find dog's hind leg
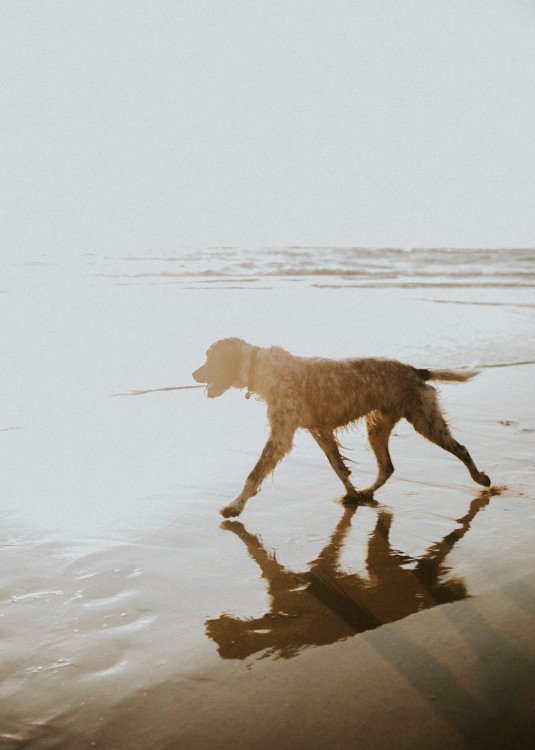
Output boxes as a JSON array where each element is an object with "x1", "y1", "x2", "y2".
[
  {"x1": 221, "y1": 413, "x2": 297, "y2": 518},
  {"x1": 359, "y1": 411, "x2": 398, "y2": 496},
  {"x1": 309, "y1": 428, "x2": 358, "y2": 498},
  {"x1": 405, "y1": 386, "x2": 491, "y2": 487}
]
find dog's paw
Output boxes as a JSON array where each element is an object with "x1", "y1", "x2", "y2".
[
  {"x1": 476, "y1": 472, "x2": 491, "y2": 487},
  {"x1": 342, "y1": 488, "x2": 375, "y2": 505},
  {"x1": 220, "y1": 504, "x2": 242, "y2": 518}
]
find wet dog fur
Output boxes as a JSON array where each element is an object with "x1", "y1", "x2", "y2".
[{"x1": 192, "y1": 338, "x2": 491, "y2": 517}]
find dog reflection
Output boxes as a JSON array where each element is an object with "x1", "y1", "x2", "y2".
[{"x1": 206, "y1": 493, "x2": 491, "y2": 660}]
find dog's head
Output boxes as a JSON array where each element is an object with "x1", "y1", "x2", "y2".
[{"x1": 192, "y1": 338, "x2": 247, "y2": 398}]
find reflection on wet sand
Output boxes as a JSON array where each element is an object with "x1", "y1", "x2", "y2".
[{"x1": 206, "y1": 492, "x2": 491, "y2": 660}]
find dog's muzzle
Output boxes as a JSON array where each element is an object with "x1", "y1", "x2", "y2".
[
  {"x1": 192, "y1": 366, "x2": 207, "y2": 383},
  {"x1": 192, "y1": 365, "x2": 222, "y2": 397}
]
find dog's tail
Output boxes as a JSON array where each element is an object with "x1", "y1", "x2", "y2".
[{"x1": 415, "y1": 368, "x2": 481, "y2": 383}]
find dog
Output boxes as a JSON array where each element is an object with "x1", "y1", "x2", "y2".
[{"x1": 192, "y1": 338, "x2": 491, "y2": 517}]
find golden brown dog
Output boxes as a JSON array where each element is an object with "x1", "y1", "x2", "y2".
[{"x1": 192, "y1": 338, "x2": 491, "y2": 517}]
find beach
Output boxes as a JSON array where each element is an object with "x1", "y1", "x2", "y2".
[{"x1": 1, "y1": 248, "x2": 534, "y2": 748}]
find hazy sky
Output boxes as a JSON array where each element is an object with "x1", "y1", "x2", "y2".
[{"x1": 1, "y1": 0, "x2": 534, "y2": 254}]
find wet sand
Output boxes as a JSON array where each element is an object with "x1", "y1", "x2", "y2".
[{"x1": 1, "y1": 259, "x2": 534, "y2": 748}]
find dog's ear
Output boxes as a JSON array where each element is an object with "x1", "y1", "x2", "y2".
[{"x1": 212, "y1": 338, "x2": 243, "y2": 386}]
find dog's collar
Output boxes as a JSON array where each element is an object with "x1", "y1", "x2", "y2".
[{"x1": 245, "y1": 346, "x2": 260, "y2": 400}]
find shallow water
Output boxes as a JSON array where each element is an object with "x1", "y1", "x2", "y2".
[
  {"x1": 1, "y1": 249, "x2": 534, "y2": 747},
  {"x1": 86, "y1": 246, "x2": 535, "y2": 286}
]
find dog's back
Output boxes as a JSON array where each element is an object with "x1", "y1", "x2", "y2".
[{"x1": 295, "y1": 356, "x2": 423, "y2": 430}]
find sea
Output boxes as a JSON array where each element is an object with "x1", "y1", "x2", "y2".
[{"x1": 1, "y1": 246, "x2": 534, "y2": 746}]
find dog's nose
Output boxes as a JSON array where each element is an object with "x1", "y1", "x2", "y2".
[{"x1": 192, "y1": 367, "x2": 204, "y2": 383}]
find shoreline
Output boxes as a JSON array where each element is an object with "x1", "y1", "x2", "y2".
[
  {"x1": 1, "y1": 363, "x2": 534, "y2": 749},
  {"x1": 0, "y1": 265, "x2": 534, "y2": 749}
]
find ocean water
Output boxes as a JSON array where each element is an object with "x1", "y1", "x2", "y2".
[
  {"x1": 1, "y1": 247, "x2": 534, "y2": 746},
  {"x1": 5, "y1": 246, "x2": 534, "y2": 367},
  {"x1": 2, "y1": 246, "x2": 534, "y2": 536},
  {"x1": 85, "y1": 245, "x2": 535, "y2": 287},
  {"x1": 6, "y1": 245, "x2": 535, "y2": 283}
]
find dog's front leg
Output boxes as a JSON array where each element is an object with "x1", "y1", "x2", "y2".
[{"x1": 220, "y1": 421, "x2": 296, "y2": 518}]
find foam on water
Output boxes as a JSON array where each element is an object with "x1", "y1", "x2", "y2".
[
  {"x1": 6, "y1": 246, "x2": 535, "y2": 287},
  {"x1": 82, "y1": 246, "x2": 535, "y2": 287}
]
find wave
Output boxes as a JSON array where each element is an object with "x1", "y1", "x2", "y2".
[{"x1": 91, "y1": 247, "x2": 535, "y2": 287}]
